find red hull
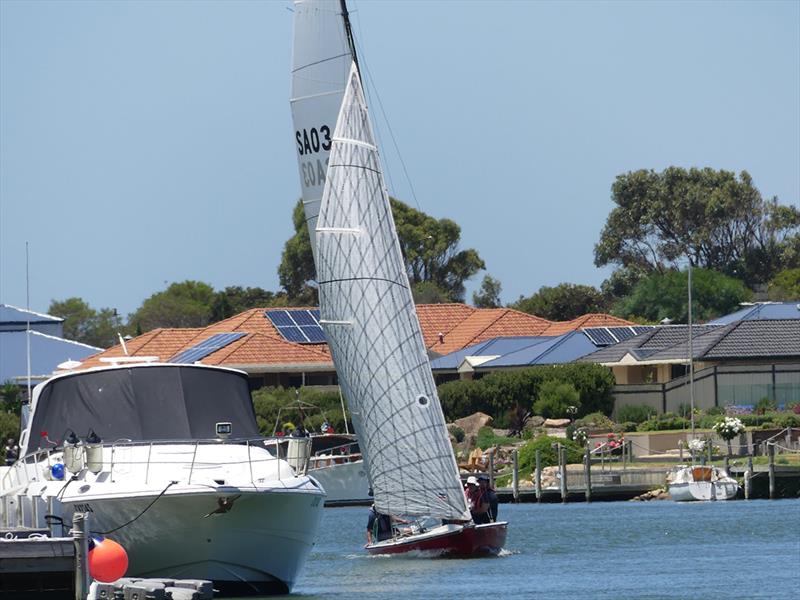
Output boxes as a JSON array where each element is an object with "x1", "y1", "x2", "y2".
[{"x1": 366, "y1": 522, "x2": 507, "y2": 557}]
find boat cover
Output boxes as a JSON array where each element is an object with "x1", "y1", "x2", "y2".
[{"x1": 25, "y1": 365, "x2": 259, "y2": 452}]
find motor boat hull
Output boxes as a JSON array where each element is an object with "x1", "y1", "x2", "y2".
[
  {"x1": 63, "y1": 487, "x2": 323, "y2": 595},
  {"x1": 366, "y1": 522, "x2": 507, "y2": 557},
  {"x1": 308, "y1": 459, "x2": 370, "y2": 505}
]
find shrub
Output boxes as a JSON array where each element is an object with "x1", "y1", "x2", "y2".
[
  {"x1": 705, "y1": 406, "x2": 725, "y2": 416},
  {"x1": 574, "y1": 412, "x2": 614, "y2": 430},
  {"x1": 533, "y1": 381, "x2": 580, "y2": 419},
  {"x1": 616, "y1": 404, "x2": 656, "y2": 424},
  {"x1": 754, "y1": 397, "x2": 777, "y2": 415},
  {"x1": 0, "y1": 411, "x2": 21, "y2": 452},
  {"x1": 251, "y1": 386, "x2": 350, "y2": 436},
  {"x1": 475, "y1": 426, "x2": 518, "y2": 450},
  {"x1": 448, "y1": 425, "x2": 465, "y2": 443},
  {"x1": 637, "y1": 413, "x2": 690, "y2": 431},
  {"x1": 518, "y1": 435, "x2": 584, "y2": 470},
  {"x1": 618, "y1": 421, "x2": 638, "y2": 433},
  {"x1": 774, "y1": 414, "x2": 800, "y2": 428}
]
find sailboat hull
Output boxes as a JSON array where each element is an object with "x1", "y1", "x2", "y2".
[{"x1": 366, "y1": 522, "x2": 507, "y2": 557}]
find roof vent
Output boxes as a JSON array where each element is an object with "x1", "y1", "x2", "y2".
[{"x1": 438, "y1": 332, "x2": 445, "y2": 343}]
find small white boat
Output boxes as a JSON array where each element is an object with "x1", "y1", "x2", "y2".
[
  {"x1": 0, "y1": 361, "x2": 324, "y2": 595},
  {"x1": 668, "y1": 465, "x2": 740, "y2": 501}
]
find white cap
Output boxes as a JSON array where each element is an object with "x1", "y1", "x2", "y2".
[{"x1": 466, "y1": 476, "x2": 478, "y2": 485}]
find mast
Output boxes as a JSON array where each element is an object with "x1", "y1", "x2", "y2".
[
  {"x1": 339, "y1": 0, "x2": 360, "y2": 75},
  {"x1": 688, "y1": 260, "x2": 694, "y2": 437}
]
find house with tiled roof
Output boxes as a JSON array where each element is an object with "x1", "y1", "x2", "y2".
[
  {"x1": 77, "y1": 304, "x2": 631, "y2": 390},
  {"x1": 578, "y1": 310, "x2": 800, "y2": 416}
]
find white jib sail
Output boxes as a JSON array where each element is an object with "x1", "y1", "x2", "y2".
[
  {"x1": 290, "y1": 0, "x2": 352, "y2": 267},
  {"x1": 316, "y1": 63, "x2": 471, "y2": 522}
]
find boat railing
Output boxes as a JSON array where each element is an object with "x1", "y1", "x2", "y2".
[
  {"x1": 307, "y1": 440, "x2": 361, "y2": 468},
  {"x1": 1, "y1": 437, "x2": 314, "y2": 488}
]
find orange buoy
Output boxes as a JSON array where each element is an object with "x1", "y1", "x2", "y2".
[{"x1": 88, "y1": 537, "x2": 128, "y2": 582}]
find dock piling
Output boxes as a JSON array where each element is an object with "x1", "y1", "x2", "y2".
[
  {"x1": 584, "y1": 442, "x2": 592, "y2": 503},
  {"x1": 768, "y1": 442, "x2": 776, "y2": 500},
  {"x1": 744, "y1": 455, "x2": 753, "y2": 500},
  {"x1": 558, "y1": 444, "x2": 567, "y2": 503},
  {"x1": 73, "y1": 512, "x2": 89, "y2": 600},
  {"x1": 534, "y1": 449, "x2": 542, "y2": 503},
  {"x1": 511, "y1": 448, "x2": 519, "y2": 503}
]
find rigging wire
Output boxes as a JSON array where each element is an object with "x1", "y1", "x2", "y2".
[{"x1": 349, "y1": 1, "x2": 422, "y2": 213}]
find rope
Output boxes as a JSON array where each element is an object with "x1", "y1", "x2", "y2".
[{"x1": 91, "y1": 481, "x2": 177, "y2": 536}]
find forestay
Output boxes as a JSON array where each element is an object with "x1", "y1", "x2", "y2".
[
  {"x1": 316, "y1": 63, "x2": 470, "y2": 521},
  {"x1": 290, "y1": 0, "x2": 352, "y2": 266}
]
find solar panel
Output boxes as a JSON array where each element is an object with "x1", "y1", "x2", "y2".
[
  {"x1": 265, "y1": 309, "x2": 326, "y2": 344},
  {"x1": 301, "y1": 326, "x2": 327, "y2": 343},
  {"x1": 633, "y1": 326, "x2": 654, "y2": 335},
  {"x1": 266, "y1": 310, "x2": 295, "y2": 327},
  {"x1": 278, "y1": 327, "x2": 308, "y2": 343},
  {"x1": 171, "y1": 332, "x2": 246, "y2": 363},
  {"x1": 292, "y1": 311, "x2": 318, "y2": 326},
  {"x1": 584, "y1": 328, "x2": 617, "y2": 346},
  {"x1": 609, "y1": 327, "x2": 635, "y2": 341}
]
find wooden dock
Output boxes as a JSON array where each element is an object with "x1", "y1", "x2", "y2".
[{"x1": 0, "y1": 529, "x2": 74, "y2": 599}]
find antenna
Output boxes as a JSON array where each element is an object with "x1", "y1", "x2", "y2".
[
  {"x1": 25, "y1": 242, "x2": 31, "y2": 404},
  {"x1": 118, "y1": 333, "x2": 129, "y2": 356}
]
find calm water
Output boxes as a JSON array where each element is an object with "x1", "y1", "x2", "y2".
[{"x1": 257, "y1": 499, "x2": 800, "y2": 600}]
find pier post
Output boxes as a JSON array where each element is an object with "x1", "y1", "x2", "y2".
[
  {"x1": 512, "y1": 448, "x2": 519, "y2": 503},
  {"x1": 767, "y1": 442, "x2": 776, "y2": 500},
  {"x1": 723, "y1": 456, "x2": 729, "y2": 474},
  {"x1": 534, "y1": 448, "x2": 542, "y2": 503},
  {"x1": 489, "y1": 450, "x2": 495, "y2": 489},
  {"x1": 559, "y1": 444, "x2": 567, "y2": 503},
  {"x1": 584, "y1": 442, "x2": 592, "y2": 502},
  {"x1": 744, "y1": 455, "x2": 753, "y2": 500},
  {"x1": 73, "y1": 512, "x2": 89, "y2": 600}
]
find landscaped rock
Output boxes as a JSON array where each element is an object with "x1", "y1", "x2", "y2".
[
  {"x1": 543, "y1": 418, "x2": 571, "y2": 428},
  {"x1": 454, "y1": 412, "x2": 493, "y2": 438},
  {"x1": 526, "y1": 415, "x2": 545, "y2": 428}
]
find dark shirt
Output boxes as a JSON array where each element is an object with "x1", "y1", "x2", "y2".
[
  {"x1": 367, "y1": 508, "x2": 393, "y2": 541},
  {"x1": 485, "y1": 488, "x2": 499, "y2": 522}
]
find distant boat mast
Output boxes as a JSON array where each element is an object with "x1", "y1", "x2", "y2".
[{"x1": 25, "y1": 241, "x2": 31, "y2": 403}]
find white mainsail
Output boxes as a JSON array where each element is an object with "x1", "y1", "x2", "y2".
[
  {"x1": 290, "y1": 0, "x2": 353, "y2": 266},
  {"x1": 316, "y1": 63, "x2": 471, "y2": 521}
]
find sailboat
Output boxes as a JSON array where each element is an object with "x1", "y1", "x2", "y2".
[
  {"x1": 304, "y1": 3, "x2": 507, "y2": 556},
  {"x1": 667, "y1": 263, "x2": 739, "y2": 502}
]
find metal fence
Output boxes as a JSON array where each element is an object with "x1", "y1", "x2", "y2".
[{"x1": 612, "y1": 363, "x2": 800, "y2": 416}]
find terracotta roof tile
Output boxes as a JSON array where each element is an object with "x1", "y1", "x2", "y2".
[{"x1": 77, "y1": 305, "x2": 635, "y2": 371}]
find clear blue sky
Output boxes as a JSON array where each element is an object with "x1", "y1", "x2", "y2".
[{"x1": 1, "y1": 0, "x2": 798, "y2": 317}]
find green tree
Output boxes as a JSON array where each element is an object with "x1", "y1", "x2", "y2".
[
  {"x1": 128, "y1": 281, "x2": 217, "y2": 332},
  {"x1": 513, "y1": 283, "x2": 606, "y2": 320},
  {"x1": 278, "y1": 197, "x2": 485, "y2": 304},
  {"x1": 472, "y1": 275, "x2": 502, "y2": 308},
  {"x1": 1, "y1": 382, "x2": 22, "y2": 415},
  {"x1": 210, "y1": 286, "x2": 285, "y2": 321},
  {"x1": 48, "y1": 297, "x2": 124, "y2": 348},
  {"x1": 533, "y1": 380, "x2": 581, "y2": 419},
  {"x1": 595, "y1": 167, "x2": 800, "y2": 287},
  {"x1": 767, "y1": 268, "x2": 800, "y2": 300},
  {"x1": 277, "y1": 200, "x2": 318, "y2": 305},
  {"x1": 612, "y1": 267, "x2": 751, "y2": 323}
]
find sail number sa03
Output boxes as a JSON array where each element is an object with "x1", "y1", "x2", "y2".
[{"x1": 296, "y1": 125, "x2": 331, "y2": 189}]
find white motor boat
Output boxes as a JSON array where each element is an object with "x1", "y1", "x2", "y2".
[
  {"x1": 0, "y1": 361, "x2": 324, "y2": 595},
  {"x1": 304, "y1": 434, "x2": 370, "y2": 506},
  {"x1": 668, "y1": 465, "x2": 740, "y2": 502}
]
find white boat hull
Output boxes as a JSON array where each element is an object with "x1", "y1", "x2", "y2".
[
  {"x1": 63, "y1": 487, "x2": 323, "y2": 594},
  {"x1": 309, "y1": 459, "x2": 371, "y2": 505},
  {"x1": 668, "y1": 466, "x2": 739, "y2": 502},
  {"x1": 668, "y1": 480, "x2": 739, "y2": 502}
]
